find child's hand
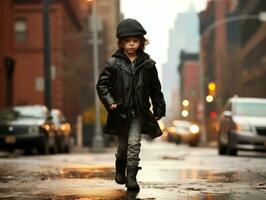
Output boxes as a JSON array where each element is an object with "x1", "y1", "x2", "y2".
[
  {"x1": 154, "y1": 116, "x2": 160, "y2": 120},
  {"x1": 110, "y1": 104, "x2": 118, "y2": 110}
]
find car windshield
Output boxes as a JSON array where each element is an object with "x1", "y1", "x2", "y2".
[
  {"x1": 235, "y1": 101, "x2": 266, "y2": 117},
  {"x1": 0, "y1": 106, "x2": 47, "y2": 120},
  {"x1": 176, "y1": 123, "x2": 191, "y2": 130}
]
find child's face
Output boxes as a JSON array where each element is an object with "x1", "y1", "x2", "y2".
[{"x1": 123, "y1": 37, "x2": 141, "y2": 55}]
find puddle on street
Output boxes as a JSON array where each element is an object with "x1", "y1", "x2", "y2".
[
  {"x1": 1, "y1": 165, "x2": 266, "y2": 200},
  {"x1": 1, "y1": 166, "x2": 265, "y2": 188}
]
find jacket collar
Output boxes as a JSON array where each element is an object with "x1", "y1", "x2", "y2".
[{"x1": 113, "y1": 49, "x2": 150, "y2": 65}]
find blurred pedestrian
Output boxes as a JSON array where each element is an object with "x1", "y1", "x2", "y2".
[{"x1": 96, "y1": 18, "x2": 165, "y2": 191}]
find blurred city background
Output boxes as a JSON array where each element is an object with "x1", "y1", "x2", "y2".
[{"x1": 0, "y1": 0, "x2": 266, "y2": 151}]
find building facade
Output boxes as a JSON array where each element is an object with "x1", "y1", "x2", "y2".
[
  {"x1": 199, "y1": 0, "x2": 265, "y2": 141},
  {"x1": 162, "y1": 7, "x2": 199, "y2": 126},
  {"x1": 178, "y1": 51, "x2": 200, "y2": 123},
  {"x1": 199, "y1": 0, "x2": 240, "y2": 141},
  {"x1": 0, "y1": 0, "x2": 14, "y2": 108},
  {"x1": 11, "y1": 0, "x2": 90, "y2": 124},
  {"x1": 238, "y1": 0, "x2": 266, "y2": 98}
]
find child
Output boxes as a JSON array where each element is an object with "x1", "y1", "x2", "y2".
[{"x1": 96, "y1": 18, "x2": 165, "y2": 191}]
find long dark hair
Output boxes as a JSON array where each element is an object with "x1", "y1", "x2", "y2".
[{"x1": 117, "y1": 35, "x2": 149, "y2": 50}]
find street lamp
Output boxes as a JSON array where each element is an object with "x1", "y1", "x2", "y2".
[
  {"x1": 199, "y1": 12, "x2": 266, "y2": 144},
  {"x1": 43, "y1": 0, "x2": 52, "y2": 110},
  {"x1": 88, "y1": 0, "x2": 104, "y2": 152},
  {"x1": 202, "y1": 12, "x2": 266, "y2": 36}
]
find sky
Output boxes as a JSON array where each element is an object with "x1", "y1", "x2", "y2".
[{"x1": 120, "y1": 0, "x2": 208, "y2": 77}]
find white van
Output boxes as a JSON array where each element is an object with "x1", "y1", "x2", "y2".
[{"x1": 218, "y1": 97, "x2": 266, "y2": 156}]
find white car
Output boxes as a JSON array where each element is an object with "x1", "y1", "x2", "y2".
[{"x1": 218, "y1": 97, "x2": 266, "y2": 156}]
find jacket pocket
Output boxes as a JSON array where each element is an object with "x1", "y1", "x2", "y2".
[{"x1": 105, "y1": 108, "x2": 127, "y2": 134}]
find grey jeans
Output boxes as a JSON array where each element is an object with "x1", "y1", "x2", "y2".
[{"x1": 116, "y1": 117, "x2": 141, "y2": 166}]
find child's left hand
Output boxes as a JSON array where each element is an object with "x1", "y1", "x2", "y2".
[
  {"x1": 110, "y1": 104, "x2": 118, "y2": 110},
  {"x1": 154, "y1": 116, "x2": 160, "y2": 120}
]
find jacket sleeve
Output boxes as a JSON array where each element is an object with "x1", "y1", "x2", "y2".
[
  {"x1": 96, "y1": 58, "x2": 116, "y2": 110},
  {"x1": 149, "y1": 64, "x2": 166, "y2": 118}
]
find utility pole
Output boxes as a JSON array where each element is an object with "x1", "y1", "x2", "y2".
[
  {"x1": 90, "y1": 0, "x2": 104, "y2": 152},
  {"x1": 43, "y1": 0, "x2": 52, "y2": 110}
]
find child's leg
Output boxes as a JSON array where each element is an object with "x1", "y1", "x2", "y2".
[
  {"x1": 127, "y1": 117, "x2": 142, "y2": 166},
  {"x1": 115, "y1": 133, "x2": 128, "y2": 184},
  {"x1": 116, "y1": 133, "x2": 128, "y2": 159},
  {"x1": 126, "y1": 117, "x2": 142, "y2": 190}
]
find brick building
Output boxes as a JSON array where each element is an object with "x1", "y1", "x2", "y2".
[
  {"x1": 10, "y1": 0, "x2": 91, "y2": 124},
  {"x1": 199, "y1": 0, "x2": 265, "y2": 141},
  {"x1": 238, "y1": 0, "x2": 266, "y2": 98},
  {"x1": 178, "y1": 51, "x2": 200, "y2": 123},
  {"x1": 97, "y1": 0, "x2": 121, "y2": 58},
  {"x1": 199, "y1": 0, "x2": 240, "y2": 141},
  {"x1": 0, "y1": 0, "x2": 14, "y2": 108}
]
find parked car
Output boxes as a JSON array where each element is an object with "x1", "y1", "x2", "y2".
[
  {"x1": 163, "y1": 126, "x2": 181, "y2": 144},
  {"x1": 173, "y1": 120, "x2": 200, "y2": 147},
  {"x1": 0, "y1": 105, "x2": 57, "y2": 155},
  {"x1": 51, "y1": 109, "x2": 71, "y2": 153},
  {"x1": 218, "y1": 97, "x2": 266, "y2": 156}
]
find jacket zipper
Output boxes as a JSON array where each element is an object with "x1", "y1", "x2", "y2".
[{"x1": 131, "y1": 59, "x2": 150, "y2": 117}]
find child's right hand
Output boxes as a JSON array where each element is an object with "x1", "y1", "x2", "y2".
[{"x1": 110, "y1": 104, "x2": 118, "y2": 110}]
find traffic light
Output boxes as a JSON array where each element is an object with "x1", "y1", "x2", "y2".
[
  {"x1": 210, "y1": 111, "x2": 217, "y2": 119},
  {"x1": 208, "y1": 82, "x2": 216, "y2": 96}
]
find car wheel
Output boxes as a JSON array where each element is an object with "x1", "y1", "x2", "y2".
[
  {"x1": 227, "y1": 147, "x2": 237, "y2": 156},
  {"x1": 218, "y1": 141, "x2": 227, "y2": 155},
  {"x1": 175, "y1": 136, "x2": 181, "y2": 144},
  {"x1": 38, "y1": 138, "x2": 49, "y2": 155},
  {"x1": 56, "y1": 136, "x2": 64, "y2": 153},
  {"x1": 64, "y1": 144, "x2": 70, "y2": 153},
  {"x1": 49, "y1": 142, "x2": 58, "y2": 154},
  {"x1": 24, "y1": 148, "x2": 32, "y2": 155},
  {"x1": 64, "y1": 136, "x2": 72, "y2": 153},
  {"x1": 227, "y1": 132, "x2": 238, "y2": 156},
  {"x1": 189, "y1": 141, "x2": 198, "y2": 147},
  {"x1": 48, "y1": 134, "x2": 58, "y2": 154}
]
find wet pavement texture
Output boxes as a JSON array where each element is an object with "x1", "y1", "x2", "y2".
[{"x1": 0, "y1": 140, "x2": 266, "y2": 199}]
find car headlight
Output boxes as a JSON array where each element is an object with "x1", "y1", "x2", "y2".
[
  {"x1": 28, "y1": 126, "x2": 39, "y2": 135},
  {"x1": 190, "y1": 125, "x2": 199, "y2": 134},
  {"x1": 60, "y1": 123, "x2": 71, "y2": 135},
  {"x1": 41, "y1": 124, "x2": 51, "y2": 132},
  {"x1": 235, "y1": 123, "x2": 252, "y2": 132}
]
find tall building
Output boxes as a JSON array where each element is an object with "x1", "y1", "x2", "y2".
[{"x1": 162, "y1": 6, "x2": 199, "y2": 125}]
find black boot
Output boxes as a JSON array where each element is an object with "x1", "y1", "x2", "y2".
[
  {"x1": 115, "y1": 158, "x2": 127, "y2": 184},
  {"x1": 126, "y1": 165, "x2": 140, "y2": 191}
]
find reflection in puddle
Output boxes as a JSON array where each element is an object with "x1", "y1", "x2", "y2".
[
  {"x1": 197, "y1": 192, "x2": 231, "y2": 200},
  {"x1": 178, "y1": 170, "x2": 241, "y2": 183},
  {"x1": 59, "y1": 167, "x2": 114, "y2": 180},
  {"x1": 144, "y1": 169, "x2": 244, "y2": 183}
]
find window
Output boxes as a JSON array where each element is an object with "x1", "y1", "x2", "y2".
[{"x1": 14, "y1": 19, "x2": 27, "y2": 43}]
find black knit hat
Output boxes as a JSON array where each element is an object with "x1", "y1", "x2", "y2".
[{"x1": 116, "y1": 18, "x2": 147, "y2": 38}]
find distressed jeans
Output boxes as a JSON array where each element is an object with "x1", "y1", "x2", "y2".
[{"x1": 116, "y1": 117, "x2": 141, "y2": 166}]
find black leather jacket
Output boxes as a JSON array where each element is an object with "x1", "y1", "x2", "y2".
[{"x1": 96, "y1": 50, "x2": 166, "y2": 138}]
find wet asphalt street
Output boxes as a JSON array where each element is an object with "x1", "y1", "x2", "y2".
[{"x1": 0, "y1": 140, "x2": 266, "y2": 200}]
